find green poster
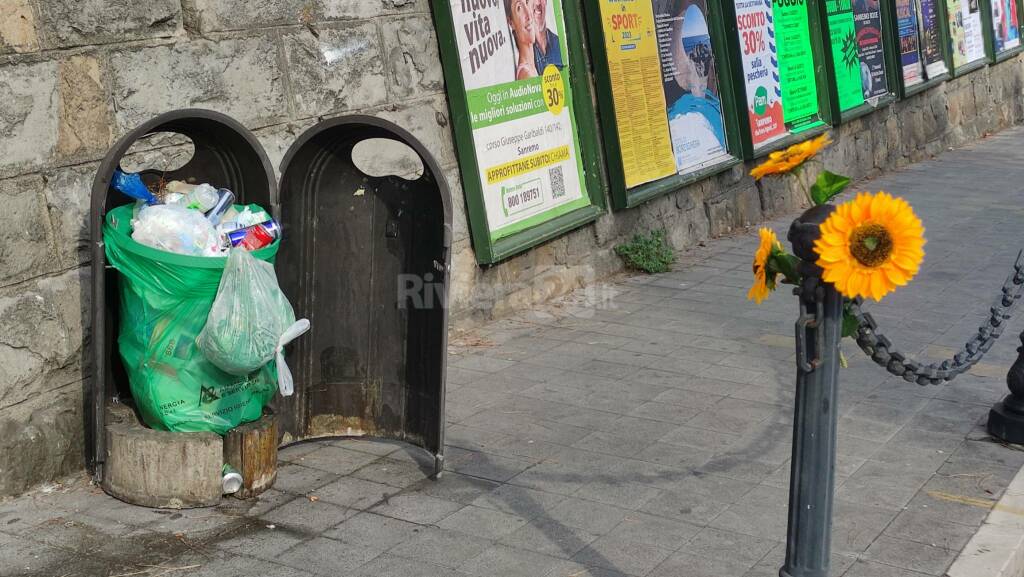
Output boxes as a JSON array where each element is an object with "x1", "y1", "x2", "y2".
[
  {"x1": 773, "y1": 0, "x2": 819, "y2": 128},
  {"x1": 449, "y1": 0, "x2": 591, "y2": 243},
  {"x1": 827, "y1": 0, "x2": 865, "y2": 111}
]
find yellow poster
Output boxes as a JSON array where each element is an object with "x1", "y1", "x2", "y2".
[{"x1": 599, "y1": 0, "x2": 677, "y2": 188}]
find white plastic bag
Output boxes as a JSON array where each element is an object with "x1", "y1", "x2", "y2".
[
  {"x1": 196, "y1": 249, "x2": 309, "y2": 395},
  {"x1": 131, "y1": 204, "x2": 223, "y2": 257}
]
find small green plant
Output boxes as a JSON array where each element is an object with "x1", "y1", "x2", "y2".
[{"x1": 615, "y1": 229, "x2": 676, "y2": 274}]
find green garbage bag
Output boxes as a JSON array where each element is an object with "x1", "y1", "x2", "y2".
[{"x1": 103, "y1": 203, "x2": 280, "y2": 434}]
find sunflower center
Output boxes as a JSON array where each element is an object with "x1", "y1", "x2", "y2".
[{"x1": 848, "y1": 223, "x2": 893, "y2": 267}]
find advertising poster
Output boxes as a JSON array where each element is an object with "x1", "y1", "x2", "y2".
[
  {"x1": 919, "y1": 0, "x2": 949, "y2": 76},
  {"x1": 897, "y1": 0, "x2": 924, "y2": 86},
  {"x1": 853, "y1": 0, "x2": 890, "y2": 99},
  {"x1": 773, "y1": 0, "x2": 820, "y2": 130},
  {"x1": 948, "y1": 0, "x2": 986, "y2": 67},
  {"x1": 827, "y1": 0, "x2": 867, "y2": 110},
  {"x1": 654, "y1": 0, "x2": 731, "y2": 173},
  {"x1": 450, "y1": 0, "x2": 591, "y2": 242},
  {"x1": 735, "y1": 0, "x2": 786, "y2": 145},
  {"x1": 991, "y1": 0, "x2": 1021, "y2": 52},
  {"x1": 598, "y1": 0, "x2": 677, "y2": 188}
]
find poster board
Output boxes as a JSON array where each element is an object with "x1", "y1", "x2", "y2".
[
  {"x1": 434, "y1": 0, "x2": 605, "y2": 264},
  {"x1": 654, "y1": 0, "x2": 733, "y2": 174},
  {"x1": 735, "y1": 0, "x2": 824, "y2": 148},
  {"x1": 947, "y1": 0, "x2": 987, "y2": 67},
  {"x1": 920, "y1": 0, "x2": 951, "y2": 76},
  {"x1": 897, "y1": 0, "x2": 926, "y2": 86},
  {"x1": 853, "y1": 0, "x2": 890, "y2": 100},
  {"x1": 990, "y1": 0, "x2": 1021, "y2": 52},
  {"x1": 596, "y1": 0, "x2": 677, "y2": 189},
  {"x1": 827, "y1": 0, "x2": 891, "y2": 111},
  {"x1": 590, "y1": 0, "x2": 736, "y2": 205},
  {"x1": 775, "y1": 0, "x2": 822, "y2": 130},
  {"x1": 736, "y1": 0, "x2": 787, "y2": 146}
]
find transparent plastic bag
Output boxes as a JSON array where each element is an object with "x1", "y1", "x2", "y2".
[
  {"x1": 197, "y1": 249, "x2": 309, "y2": 395},
  {"x1": 131, "y1": 204, "x2": 223, "y2": 257}
]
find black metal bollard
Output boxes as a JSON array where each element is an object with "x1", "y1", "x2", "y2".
[
  {"x1": 781, "y1": 205, "x2": 843, "y2": 577},
  {"x1": 988, "y1": 331, "x2": 1024, "y2": 444}
]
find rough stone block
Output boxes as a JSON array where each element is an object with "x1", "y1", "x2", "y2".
[
  {"x1": 322, "y1": 0, "x2": 429, "y2": 20},
  {"x1": 254, "y1": 119, "x2": 317, "y2": 180},
  {"x1": 103, "y1": 403, "x2": 222, "y2": 508},
  {"x1": 0, "y1": 268, "x2": 87, "y2": 411},
  {"x1": 188, "y1": 0, "x2": 428, "y2": 32},
  {"x1": 0, "y1": 61, "x2": 59, "y2": 178},
  {"x1": 283, "y1": 23, "x2": 388, "y2": 117},
  {"x1": 43, "y1": 163, "x2": 96, "y2": 268},
  {"x1": 57, "y1": 55, "x2": 114, "y2": 161},
  {"x1": 0, "y1": 0, "x2": 39, "y2": 54},
  {"x1": 444, "y1": 167, "x2": 470, "y2": 243},
  {"x1": 372, "y1": 96, "x2": 458, "y2": 168},
  {"x1": 759, "y1": 176, "x2": 803, "y2": 217},
  {"x1": 36, "y1": 0, "x2": 181, "y2": 48},
  {"x1": 854, "y1": 132, "x2": 874, "y2": 177},
  {"x1": 108, "y1": 36, "x2": 287, "y2": 132},
  {"x1": 187, "y1": 0, "x2": 317, "y2": 31},
  {"x1": 382, "y1": 15, "x2": 444, "y2": 100},
  {"x1": 704, "y1": 185, "x2": 761, "y2": 236},
  {"x1": 0, "y1": 175, "x2": 59, "y2": 287},
  {"x1": 664, "y1": 206, "x2": 711, "y2": 250},
  {"x1": 0, "y1": 381, "x2": 85, "y2": 497}
]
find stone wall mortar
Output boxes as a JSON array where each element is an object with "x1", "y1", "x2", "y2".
[{"x1": 0, "y1": 0, "x2": 1021, "y2": 497}]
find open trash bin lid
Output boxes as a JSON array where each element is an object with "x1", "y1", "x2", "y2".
[{"x1": 275, "y1": 115, "x2": 452, "y2": 474}]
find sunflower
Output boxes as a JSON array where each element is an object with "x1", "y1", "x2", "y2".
[
  {"x1": 750, "y1": 133, "x2": 832, "y2": 180},
  {"x1": 748, "y1": 227, "x2": 784, "y2": 304},
  {"x1": 814, "y1": 191, "x2": 925, "y2": 301}
]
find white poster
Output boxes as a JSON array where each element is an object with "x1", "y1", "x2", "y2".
[
  {"x1": 735, "y1": 0, "x2": 786, "y2": 145},
  {"x1": 449, "y1": 0, "x2": 592, "y2": 242},
  {"x1": 948, "y1": 0, "x2": 986, "y2": 67}
]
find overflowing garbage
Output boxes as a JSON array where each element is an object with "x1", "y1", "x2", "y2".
[{"x1": 104, "y1": 169, "x2": 309, "y2": 435}]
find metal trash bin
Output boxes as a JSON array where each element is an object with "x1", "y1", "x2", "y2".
[
  {"x1": 89, "y1": 110, "x2": 451, "y2": 497},
  {"x1": 276, "y1": 116, "x2": 452, "y2": 476}
]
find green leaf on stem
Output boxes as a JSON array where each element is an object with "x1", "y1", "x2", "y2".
[
  {"x1": 768, "y1": 251, "x2": 801, "y2": 286},
  {"x1": 810, "y1": 171, "x2": 851, "y2": 205},
  {"x1": 841, "y1": 308, "x2": 859, "y2": 338}
]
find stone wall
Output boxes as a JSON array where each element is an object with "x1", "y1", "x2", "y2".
[{"x1": 0, "y1": 0, "x2": 1022, "y2": 497}]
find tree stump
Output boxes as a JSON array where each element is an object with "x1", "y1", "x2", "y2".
[
  {"x1": 223, "y1": 412, "x2": 278, "y2": 499},
  {"x1": 102, "y1": 403, "x2": 222, "y2": 508}
]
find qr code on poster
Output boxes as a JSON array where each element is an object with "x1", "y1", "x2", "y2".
[{"x1": 549, "y1": 166, "x2": 565, "y2": 198}]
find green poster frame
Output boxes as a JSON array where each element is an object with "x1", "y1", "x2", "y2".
[
  {"x1": 819, "y1": 0, "x2": 900, "y2": 123},
  {"x1": 720, "y1": 0, "x2": 835, "y2": 159},
  {"x1": 946, "y1": 0, "x2": 992, "y2": 74},
  {"x1": 891, "y1": 0, "x2": 954, "y2": 98},
  {"x1": 430, "y1": 0, "x2": 607, "y2": 265},
  {"x1": 986, "y1": 0, "x2": 1024, "y2": 60},
  {"x1": 582, "y1": 0, "x2": 744, "y2": 210}
]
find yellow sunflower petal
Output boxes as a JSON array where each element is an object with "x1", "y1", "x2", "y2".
[{"x1": 813, "y1": 191, "x2": 925, "y2": 301}]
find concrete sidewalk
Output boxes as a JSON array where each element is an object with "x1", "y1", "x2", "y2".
[{"x1": 4, "y1": 128, "x2": 1024, "y2": 577}]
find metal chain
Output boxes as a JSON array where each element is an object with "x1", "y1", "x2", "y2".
[{"x1": 847, "y1": 251, "x2": 1024, "y2": 385}]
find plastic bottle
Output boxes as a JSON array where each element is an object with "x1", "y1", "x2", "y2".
[
  {"x1": 206, "y1": 188, "x2": 236, "y2": 226},
  {"x1": 163, "y1": 182, "x2": 220, "y2": 212},
  {"x1": 185, "y1": 184, "x2": 220, "y2": 212}
]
